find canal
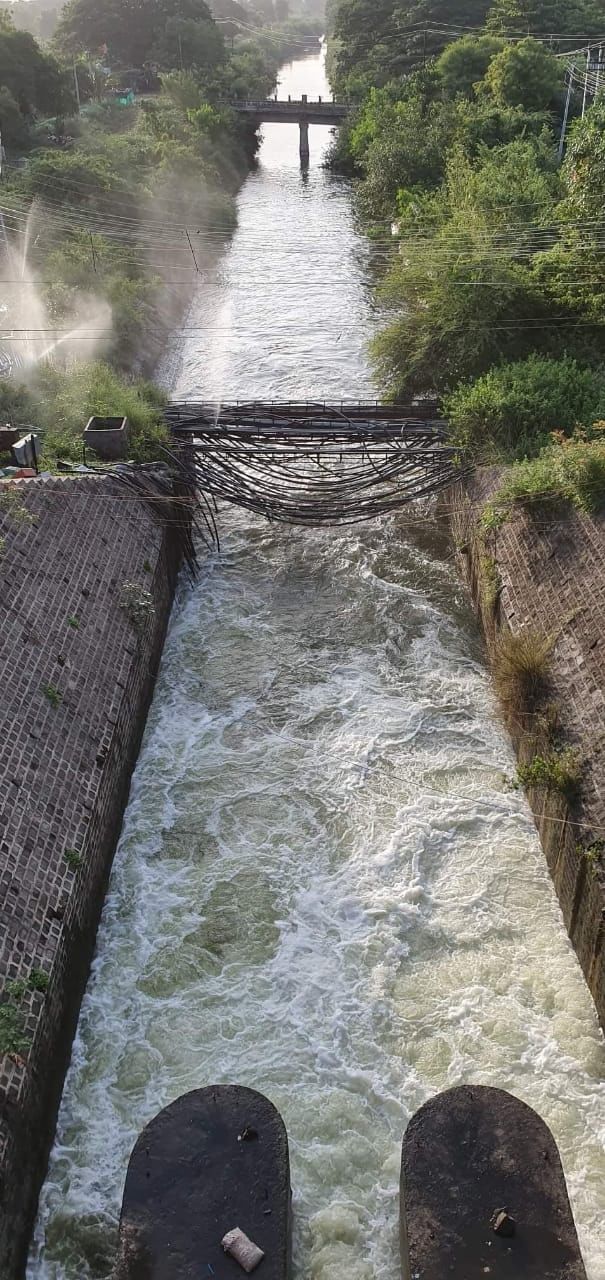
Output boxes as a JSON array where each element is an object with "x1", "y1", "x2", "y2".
[{"x1": 28, "y1": 50, "x2": 605, "y2": 1280}]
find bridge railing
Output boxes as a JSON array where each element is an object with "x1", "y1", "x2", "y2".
[{"x1": 232, "y1": 99, "x2": 348, "y2": 112}]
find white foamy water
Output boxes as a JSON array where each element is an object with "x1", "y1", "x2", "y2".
[{"x1": 29, "y1": 51, "x2": 604, "y2": 1280}]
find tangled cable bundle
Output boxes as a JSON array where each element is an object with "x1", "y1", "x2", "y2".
[{"x1": 165, "y1": 401, "x2": 468, "y2": 535}]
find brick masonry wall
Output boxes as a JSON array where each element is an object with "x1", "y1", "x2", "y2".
[
  {"x1": 0, "y1": 476, "x2": 181, "y2": 1278},
  {"x1": 449, "y1": 473, "x2": 605, "y2": 1031}
]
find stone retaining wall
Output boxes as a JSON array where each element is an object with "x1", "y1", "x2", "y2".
[
  {"x1": 0, "y1": 476, "x2": 181, "y2": 1278},
  {"x1": 449, "y1": 473, "x2": 605, "y2": 1030}
]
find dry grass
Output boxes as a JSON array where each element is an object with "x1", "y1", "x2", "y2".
[{"x1": 493, "y1": 627, "x2": 553, "y2": 718}]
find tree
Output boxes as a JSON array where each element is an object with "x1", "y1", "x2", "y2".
[
  {"x1": 153, "y1": 15, "x2": 225, "y2": 68},
  {"x1": 54, "y1": 0, "x2": 224, "y2": 68},
  {"x1": 560, "y1": 98, "x2": 605, "y2": 219},
  {"x1": 371, "y1": 138, "x2": 580, "y2": 398},
  {"x1": 479, "y1": 37, "x2": 562, "y2": 111},
  {"x1": 486, "y1": 0, "x2": 605, "y2": 36},
  {"x1": 0, "y1": 85, "x2": 30, "y2": 147},
  {"x1": 436, "y1": 34, "x2": 504, "y2": 98},
  {"x1": 0, "y1": 25, "x2": 72, "y2": 116}
]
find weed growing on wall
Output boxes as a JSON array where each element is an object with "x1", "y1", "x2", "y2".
[
  {"x1": 42, "y1": 685, "x2": 63, "y2": 709},
  {"x1": 63, "y1": 848, "x2": 83, "y2": 870},
  {"x1": 516, "y1": 749, "x2": 581, "y2": 802},
  {"x1": 0, "y1": 1003, "x2": 28, "y2": 1059}
]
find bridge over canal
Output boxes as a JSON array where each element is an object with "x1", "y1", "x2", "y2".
[
  {"x1": 231, "y1": 97, "x2": 349, "y2": 159},
  {"x1": 165, "y1": 401, "x2": 466, "y2": 547}
]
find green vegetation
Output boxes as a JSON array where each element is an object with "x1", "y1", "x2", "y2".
[
  {"x1": 63, "y1": 847, "x2": 83, "y2": 868},
  {"x1": 516, "y1": 748, "x2": 581, "y2": 801},
  {"x1": 446, "y1": 358, "x2": 605, "y2": 460},
  {"x1": 0, "y1": 15, "x2": 72, "y2": 145},
  {"x1": 580, "y1": 840, "x2": 605, "y2": 876},
  {"x1": 330, "y1": 0, "x2": 605, "y2": 518},
  {"x1": 0, "y1": 0, "x2": 307, "y2": 462},
  {"x1": 28, "y1": 968, "x2": 50, "y2": 993},
  {"x1": 484, "y1": 427, "x2": 605, "y2": 520},
  {"x1": 42, "y1": 683, "x2": 63, "y2": 707},
  {"x1": 0, "y1": 1002, "x2": 28, "y2": 1059},
  {"x1": 479, "y1": 552, "x2": 501, "y2": 616},
  {"x1": 0, "y1": 488, "x2": 35, "y2": 526}
]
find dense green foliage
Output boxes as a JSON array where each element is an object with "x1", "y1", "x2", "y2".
[
  {"x1": 0, "y1": 365, "x2": 168, "y2": 461},
  {"x1": 54, "y1": 0, "x2": 223, "y2": 66},
  {"x1": 330, "y1": 0, "x2": 605, "y2": 478},
  {"x1": 0, "y1": 0, "x2": 302, "y2": 460},
  {"x1": 485, "y1": 426, "x2": 605, "y2": 515},
  {"x1": 446, "y1": 357, "x2": 605, "y2": 457},
  {"x1": 0, "y1": 15, "x2": 73, "y2": 143}
]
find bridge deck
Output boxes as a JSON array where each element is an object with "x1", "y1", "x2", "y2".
[{"x1": 232, "y1": 99, "x2": 348, "y2": 123}]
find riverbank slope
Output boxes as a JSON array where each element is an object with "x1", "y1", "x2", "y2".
[
  {"x1": 449, "y1": 474, "x2": 605, "y2": 1028},
  {"x1": 0, "y1": 476, "x2": 181, "y2": 1277}
]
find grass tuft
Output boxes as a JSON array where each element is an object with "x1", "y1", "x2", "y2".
[{"x1": 493, "y1": 628, "x2": 553, "y2": 715}]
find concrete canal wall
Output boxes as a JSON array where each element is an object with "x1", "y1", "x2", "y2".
[
  {"x1": 0, "y1": 476, "x2": 181, "y2": 1278},
  {"x1": 449, "y1": 473, "x2": 605, "y2": 1031}
]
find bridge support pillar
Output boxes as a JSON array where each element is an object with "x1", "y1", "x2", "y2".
[{"x1": 299, "y1": 120, "x2": 310, "y2": 163}]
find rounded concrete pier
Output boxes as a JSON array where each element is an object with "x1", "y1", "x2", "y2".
[
  {"x1": 400, "y1": 1085, "x2": 587, "y2": 1279},
  {"x1": 114, "y1": 1086, "x2": 292, "y2": 1279}
]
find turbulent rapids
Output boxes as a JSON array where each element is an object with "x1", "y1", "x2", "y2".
[{"x1": 28, "y1": 50, "x2": 605, "y2": 1280}]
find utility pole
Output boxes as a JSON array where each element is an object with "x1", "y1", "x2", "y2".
[
  {"x1": 73, "y1": 58, "x2": 81, "y2": 113},
  {"x1": 558, "y1": 68, "x2": 573, "y2": 161},
  {"x1": 596, "y1": 43, "x2": 603, "y2": 97},
  {"x1": 582, "y1": 46, "x2": 591, "y2": 118},
  {"x1": 178, "y1": 32, "x2": 184, "y2": 71}
]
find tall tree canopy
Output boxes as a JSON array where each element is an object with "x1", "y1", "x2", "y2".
[
  {"x1": 0, "y1": 19, "x2": 71, "y2": 117},
  {"x1": 54, "y1": 0, "x2": 225, "y2": 67},
  {"x1": 486, "y1": 0, "x2": 605, "y2": 36},
  {"x1": 331, "y1": 0, "x2": 493, "y2": 90}
]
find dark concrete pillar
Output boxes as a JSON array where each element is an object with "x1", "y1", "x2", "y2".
[
  {"x1": 400, "y1": 1086, "x2": 587, "y2": 1280},
  {"x1": 299, "y1": 120, "x2": 310, "y2": 164},
  {"x1": 114, "y1": 1086, "x2": 292, "y2": 1280}
]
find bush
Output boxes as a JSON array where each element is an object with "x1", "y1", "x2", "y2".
[
  {"x1": 517, "y1": 749, "x2": 581, "y2": 801},
  {"x1": 26, "y1": 363, "x2": 169, "y2": 464},
  {"x1": 486, "y1": 428, "x2": 605, "y2": 518},
  {"x1": 0, "y1": 1002, "x2": 28, "y2": 1057},
  {"x1": 479, "y1": 38, "x2": 563, "y2": 113},
  {"x1": 445, "y1": 356, "x2": 605, "y2": 459}
]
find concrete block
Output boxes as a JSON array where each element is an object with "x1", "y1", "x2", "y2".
[
  {"x1": 114, "y1": 1086, "x2": 292, "y2": 1280},
  {"x1": 401, "y1": 1085, "x2": 587, "y2": 1280},
  {"x1": 84, "y1": 416, "x2": 130, "y2": 460}
]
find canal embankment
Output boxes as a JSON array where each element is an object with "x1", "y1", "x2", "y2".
[
  {"x1": 449, "y1": 473, "x2": 605, "y2": 1029},
  {"x1": 0, "y1": 476, "x2": 181, "y2": 1277}
]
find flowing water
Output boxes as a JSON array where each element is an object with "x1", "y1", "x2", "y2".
[{"x1": 29, "y1": 51, "x2": 605, "y2": 1280}]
